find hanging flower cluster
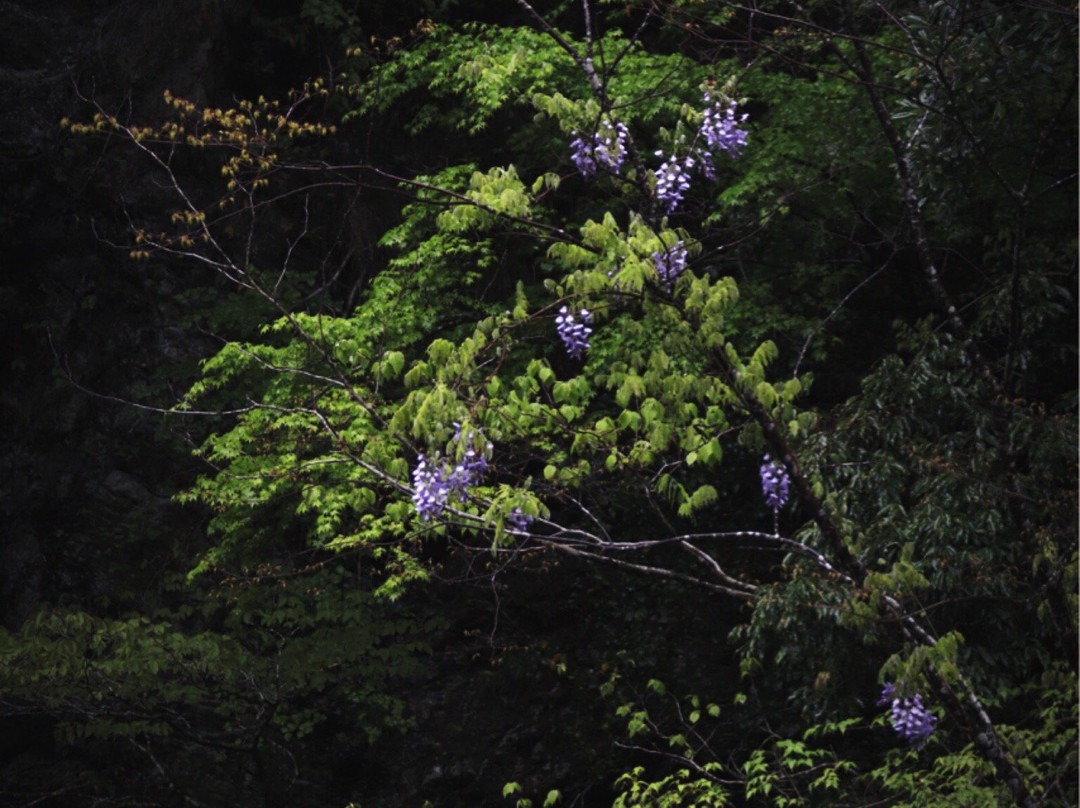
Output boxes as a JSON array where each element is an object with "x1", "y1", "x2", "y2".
[
  {"x1": 700, "y1": 93, "x2": 748, "y2": 157},
  {"x1": 652, "y1": 92, "x2": 748, "y2": 214},
  {"x1": 879, "y1": 682, "x2": 936, "y2": 745},
  {"x1": 760, "y1": 454, "x2": 790, "y2": 511},
  {"x1": 505, "y1": 507, "x2": 534, "y2": 532},
  {"x1": 412, "y1": 455, "x2": 450, "y2": 520},
  {"x1": 653, "y1": 240, "x2": 688, "y2": 287},
  {"x1": 459, "y1": 94, "x2": 749, "y2": 527},
  {"x1": 412, "y1": 428, "x2": 491, "y2": 521},
  {"x1": 555, "y1": 305, "x2": 592, "y2": 359},
  {"x1": 654, "y1": 153, "x2": 696, "y2": 213},
  {"x1": 569, "y1": 133, "x2": 597, "y2": 176},
  {"x1": 570, "y1": 116, "x2": 629, "y2": 176}
]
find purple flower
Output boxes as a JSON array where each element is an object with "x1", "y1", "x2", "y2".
[
  {"x1": 570, "y1": 133, "x2": 598, "y2": 176},
  {"x1": 570, "y1": 117, "x2": 629, "y2": 177},
  {"x1": 700, "y1": 94, "x2": 748, "y2": 157},
  {"x1": 695, "y1": 147, "x2": 716, "y2": 181},
  {"x1": 505, "y1": 507, "x2": 533, "y2": 531},
  {"x1": 412, "y1": 431, "x2": 492, "y2": 520},
  {"x1": 448, "y1": 446, "x2": 487, "y2": 491},
  {"x1": 596, "y1": 119, "x2": 629, "y2": 172},
  {"x1": 655, "y1": 152, "x2": 694, "y2": 213},
  {"x1": 880, "y1": 682, "x2": 936, "y2": 745},
  {"x1": 652, "y1": 241, "x2": 688, "y2": 287},
  {"x1": 760, "y1": 454, "x2": 790, "y2": 511},
  {"x1": 412, "y1": 454, "x2": 451, "y2": 520},
  {"x1": 555, "y1": 305, "x2": 592, "y2": 359}
]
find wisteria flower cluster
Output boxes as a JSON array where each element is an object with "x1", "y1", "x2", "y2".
[
  {"x1": 412, "y1": 431, "x2": 491, "y2": 520},
  {"x1": 879, "y1": 682, "x2": 936, "y2": 745},
  {"x1": 700, "y1": 93, "x2": 748, "y2": 157},
  {"x1": 652, "y1": 92, "x2": 748, "y2": 214},
  {"x1": 555, "y1": 305, "x2": 592, "y2": 359},
  {"x1": 653, "y1": 240, "x2": 688, "y2": 287},
  {"x1": 760, "y1": 454, "x2": 790, "y2": 511},
  {"x1": 505, "y1": 507, "x2": 534, "y2": 532},
  {"x1": 565, "y1": 95, "x2": 748, "y2": 214},
  {"x1": 654, "y1": 152, "x2": 695, "y2": 214},
  {"x1": 570, "y1": 117, "x2": 629, "y2": 176}
]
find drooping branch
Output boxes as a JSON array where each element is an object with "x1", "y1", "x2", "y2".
[
  {"x1": 711, "y1": 345, "x2": 862, "y2": 580},
  {"x1": 880, "y1": 592, "x2": 1041, "y2": 808},
  {"x1": 711, "y1": 325, "x2": 1040, "y2": 808}
]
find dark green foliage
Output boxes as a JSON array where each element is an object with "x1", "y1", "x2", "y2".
[
  {"x1": 2, "y1": 1, "x2": 1075, "y2": 806},
  {"x1": 0, "y1": 564, "x2": 433, "y2": 806}
]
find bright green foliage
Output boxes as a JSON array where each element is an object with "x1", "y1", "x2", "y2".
[
  {"x1": 346, "y1": 21, "x2": 713, "y2": 142},
  {"x1": 33, "y1": 1, "x2": 1079, "y2": 806},
  {"x1": 614, "y1": 766, "x2": 728, "y2": 808}
]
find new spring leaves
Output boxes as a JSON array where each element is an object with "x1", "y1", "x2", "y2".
[
  {"x1": 409, "y1": 90, "x2": 752, "y2": 525},
  {"x1": 405, "y1": 82, "x2": 935, "y2": 746},
  {"x1": 557, "y1": 93, "x2": 745, "y2": 367}
]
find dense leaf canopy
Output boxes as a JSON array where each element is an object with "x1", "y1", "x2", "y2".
[{"x1": 1, "y1": 1, "x2": 1075, "y2": 807}]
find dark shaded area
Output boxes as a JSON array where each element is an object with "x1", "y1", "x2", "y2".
[{"x1": 0, "y1": 4, "x2": 718, "y2": 805}]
